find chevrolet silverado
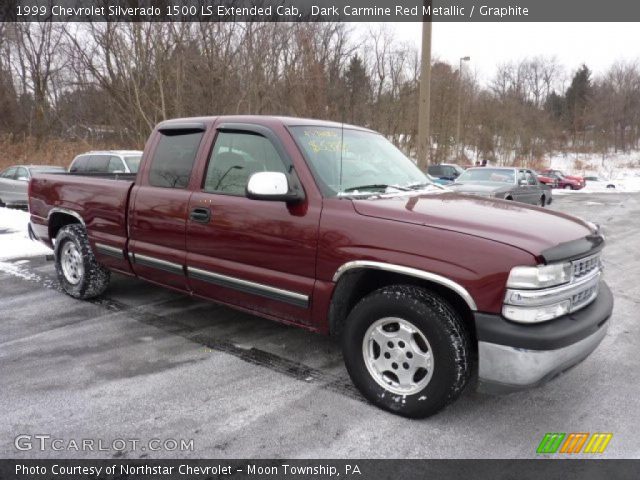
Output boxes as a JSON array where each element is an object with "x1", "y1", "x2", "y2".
[{"x1": 28, "y1": 116, "x2": 613, "y2": 417}]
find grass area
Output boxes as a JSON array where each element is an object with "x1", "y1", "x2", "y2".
[{"x1": 0, "y1": 135, "x2": 141, "y2": 170}]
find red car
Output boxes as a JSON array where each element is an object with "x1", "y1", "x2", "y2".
[
  {"x1": 540, "y1": 169, "x2": 585, "y2": 190},
  {"x1": 535, "y1": 172, "x2": 559, "y2": 188},
  {"x1": 28, "y1": 116, "x2": 612, "y2": 418}
]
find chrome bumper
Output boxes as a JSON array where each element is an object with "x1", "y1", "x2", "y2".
[
  {"x1": 478, "y1": 317, "x2": 609, "y2": 392},
  {"x1": 476, "y1": 281, "x2": 613, "y2": 393}
]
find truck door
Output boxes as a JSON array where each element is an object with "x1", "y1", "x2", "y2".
[
  {"x1": 128, "y1": 126, "x2": 206, "y2": 291},
  {"x1": 185, "y1": 124, "x2": 320, "y2": 325}
]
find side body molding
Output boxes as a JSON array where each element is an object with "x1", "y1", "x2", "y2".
[{"x1": 332, "y1": 260, "x2": 478, "y2": 311}]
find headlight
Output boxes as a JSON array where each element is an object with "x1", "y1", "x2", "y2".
[{"x1": 506, "y1": 263, "x2": 572, "y2": 289}]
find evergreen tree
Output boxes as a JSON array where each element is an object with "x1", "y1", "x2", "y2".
[
  {"x1": 343, "y1": 55, "x2": 370, "y2": 125},
  {"x1": 564, "y1": 64, "x2": 592, "y2": 143}
]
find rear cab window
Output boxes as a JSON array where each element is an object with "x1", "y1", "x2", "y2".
[{"x1": 148, "y1": 130, "x2": 204, "y2": 188}]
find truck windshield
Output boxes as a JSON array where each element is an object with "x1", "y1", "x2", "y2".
[{"x1": 289, "y1": 126, "x2": 430, "y2": 196}]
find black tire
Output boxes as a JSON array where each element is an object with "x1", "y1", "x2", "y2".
[
  {"x1": 54, "y1": 224, "x2": 110, "y2": 299},
  {"x1": 540, "y1": 195, "x2": 546, "y2": 207},
  {"x1": 341, "y1": 285, "x2": 471, "y2": 418}
]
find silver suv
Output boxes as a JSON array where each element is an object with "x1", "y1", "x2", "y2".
[{"x1": 69, "y1": 150, "x2": 143, "y2": 174}]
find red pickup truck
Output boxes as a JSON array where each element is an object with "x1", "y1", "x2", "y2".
[{"x1": 29, "y1": 116, "x2": 613, "y2": 418}]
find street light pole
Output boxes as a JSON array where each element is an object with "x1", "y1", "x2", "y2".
[
  {"x1": 416, "y1": 3, "x2": 432, "y2": 171},
  {"x1": 456, "y1": 56, "x2": 470, "y2": 159}
]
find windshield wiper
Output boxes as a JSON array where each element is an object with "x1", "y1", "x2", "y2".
[
  {"x1": 405, "y1": 182, "x2": 437, "y2": 190},
  {"x1": 342, "y1": 184, "x2": 410, "y2": 193}
]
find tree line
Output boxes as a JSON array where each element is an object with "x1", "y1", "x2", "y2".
[{"x1": 1, "y1": 22, "x2": 639, "y2": 166}]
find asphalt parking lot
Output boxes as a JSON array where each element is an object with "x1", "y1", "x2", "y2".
[{"x1": 1, "y1": 192, "x2": 639, "y2": 459}]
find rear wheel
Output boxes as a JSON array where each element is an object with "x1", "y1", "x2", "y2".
[
  {"x1": 54, "y1": 224, "x2": 110, "y2": 299},
  {"x1": 540, "y1": 195, "x2": 546, "y2": 207},
  {"x1": 342, "y1": 285, "x2": 471, "y2": 418}
]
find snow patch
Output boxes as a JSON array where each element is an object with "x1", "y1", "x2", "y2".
[{"x1": 0, "y1": 207, "x2": 52, "y2": 260}]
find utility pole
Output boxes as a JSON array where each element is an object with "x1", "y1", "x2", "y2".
[
  {"x1": 416, "y1": 2, "x2": 432, "y2": 171},
  {"x1": 456, "y1": 56, "x2": 470, "y2": 159}
]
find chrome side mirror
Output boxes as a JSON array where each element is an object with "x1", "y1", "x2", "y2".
[{"x1": 246, "y1": 172, "x2": 303, "y2": 202}]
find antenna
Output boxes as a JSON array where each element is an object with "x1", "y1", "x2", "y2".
[{"x1": 339, "y1": 120, "x2": 344, "y2": 189}]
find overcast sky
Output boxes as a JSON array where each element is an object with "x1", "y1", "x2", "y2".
[{"x1": 384, "y1": 22, "x2": 640, "y2": 84}]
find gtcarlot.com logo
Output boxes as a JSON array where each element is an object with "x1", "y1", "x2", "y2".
[
  {"x1": 14, "y1": 435, "x2": 194, "y2": 452},
  {"x1": 537, "y1": 432, "x2": 613, "y2": 454}
]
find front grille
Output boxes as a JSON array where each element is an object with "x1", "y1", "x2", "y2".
[
  {"x1": 572, "y1": 253, "x2": 601, "y2": 279},
  {"x1": 571, "y1": 281, "x2": 599, "y2": 310}
]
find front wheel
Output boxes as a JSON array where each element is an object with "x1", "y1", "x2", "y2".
[
  {"x1": 55, "y1": 224, "x2": 110, "y2": 299},
  {"x1": 564, "y1": 184, "x2": 572, "y2": 190},
  {"x1": 342, "y1": 285, "x2": 471, "y2": 418}
]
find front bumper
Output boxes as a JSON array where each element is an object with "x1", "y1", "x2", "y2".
[{"x1": 475, "y1": 281, "x2": 613, "y2": 392}]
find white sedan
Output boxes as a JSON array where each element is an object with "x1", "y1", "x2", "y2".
[{"x1": 584, "y1": 176, "x2": 619, "y2": 191}]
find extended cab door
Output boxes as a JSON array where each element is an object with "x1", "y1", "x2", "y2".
[
  {"x1": 128, "y1": 125, "x2": 207, "y2": 291},
  {"x1": 185, "y1": 123, "x2": 320, "y2": 325}
]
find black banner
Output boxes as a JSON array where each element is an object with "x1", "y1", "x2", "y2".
[
  {"x1": 1, "y1": 460, "x2": 639, "y2": 480},
  {"x1": 1, "y1": 0, "x2": 640, "y2": 22}
]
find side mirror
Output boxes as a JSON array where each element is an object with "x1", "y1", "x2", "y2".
[
  {"x1": 518, "y1": 179, "x2": 527, "y2": 186},
  {"x1": 246, "y1": 172, "x2": 303, "y2": 203},
  {"x1": 17, "y1": 176, "x2": 29, "y2": 182}
]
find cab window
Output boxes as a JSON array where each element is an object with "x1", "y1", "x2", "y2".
[
  {"x1": 1, "y1": 167, "x2": 17, "y2": 179},
  {"x1": 149, "y1": 130, "x2": 204, "y2": 188},
  {"x1": 203, "y1": 131, "x2": 287, "y2": 195},
  {"x1": 108, "y1": 156, "x2": 126, "y2": 173}
]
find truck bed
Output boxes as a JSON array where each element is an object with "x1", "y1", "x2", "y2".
[{"x1": 29, "y1": 173, "x2": 136, "y2": 249}]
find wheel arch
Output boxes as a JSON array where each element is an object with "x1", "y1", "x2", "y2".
[
  {"x1": 48, "y1": 208, "x2": 85, "y2": 242},
  {"x1": 329, "y1": 262, "x2": 477, "y2": 343}
]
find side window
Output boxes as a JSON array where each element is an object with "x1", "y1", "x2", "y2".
[
  {"x1": 149, "y1": 131, "x2": 204, "y2": 188},
  {"x1": 518, "y1": 171, "x2": 526, "y2": 184},
  {"x1": 70, "y1": 156, "x2": 88, "y2": 173},
  {"x1": 86, "y1": 155, "x2": 109, "y2": 173},
  {"x1": 203, "y1": 131, "x2": 288, "y2": 195},
  {"x1": 427, "y1": 165, "x2": 442, "y2": 176},
  {"x1": 108, "y1": 156, "x2": 125, "y2": 173},
  {"x1": 1, "y1": 167, "x2": 17, "y2": 179},
  {"x1": 16, "y1": 167, "x2": 29, "y2": 180}
]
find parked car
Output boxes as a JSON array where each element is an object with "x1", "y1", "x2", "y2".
[
  {"x1": 447, "y1": 167, "x2": 550, "y2": 206},
  {"x1": 29, "y1": 116, "x2": 612, "y2": 418},
  {"x1": 426, "y1": 163, "x2": 465, "y2": 182},
  {"x1": 584, "y1": 176, "x2": 617, "y2": 190},
  {"x1": 0, "y1": 165, "x2": 66, "y2": 208},
  {"x1": 69, "y1": 150, "x2": 143, "y2": 174},
  {"x1": 540, "y1": 169, "x2": 585, "y2": 189},
  {"x1": 426, "y1": 173, "x2": 452, "y2": 186},
  {"x1": 535, "y1": 171, "x2": 559, "y2": 188}
]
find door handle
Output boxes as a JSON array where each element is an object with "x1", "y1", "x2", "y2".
[{"x1": 189, "y1": 207, "x2": 211, "y2": 223}]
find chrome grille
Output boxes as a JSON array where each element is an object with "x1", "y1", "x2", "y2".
[
  {"x1": 572, "y1": 253, "x2": 601, "y2": 279},
  {"x1": 571, "y1": 281, "x2": 599, "y2": 310}
]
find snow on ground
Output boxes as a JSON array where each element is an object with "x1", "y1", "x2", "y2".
[
  {"x1": 547, "y1": 150, "x2": 640, "y2": 194},
  {"x1": 0, "y1": 207, "x2": 52, "y2": 260}
]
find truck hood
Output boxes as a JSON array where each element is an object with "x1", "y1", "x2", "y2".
[{"x1": 352, "y1": 192, "x2": 592, "y2": 257}]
